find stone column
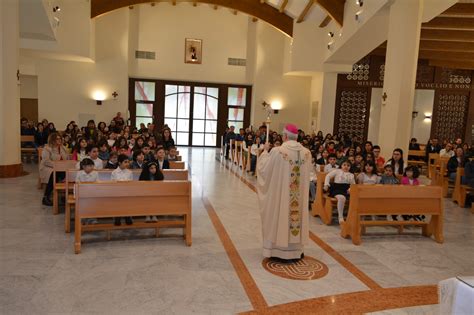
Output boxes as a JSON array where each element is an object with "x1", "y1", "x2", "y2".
[
  {"x1": 0, "y1": 0, "x2": 22, "y2": 177},
  {"x1": 377, "y1": 0, "x2": 423, "y2": 159}
]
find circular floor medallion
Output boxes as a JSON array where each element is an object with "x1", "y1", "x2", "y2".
[{"x1": 262, "y1": 256, "x2": 329, "y2": 280}]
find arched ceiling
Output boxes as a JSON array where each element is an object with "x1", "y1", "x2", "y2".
[{"x1": 90, "y1": 0, "x2": 345, "y2": 37}]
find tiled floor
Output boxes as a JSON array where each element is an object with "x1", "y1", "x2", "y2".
[{"x1": 1, "y1": 147, "x2": 473, "y2": 314}]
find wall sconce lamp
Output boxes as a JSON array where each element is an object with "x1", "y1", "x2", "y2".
[
  {"x1": 93, "y1": 90, "x2": 106, "y2": 105},
  {"x1": 412, "y1": 111, "x2": 418, "y2": 119},
  {"x1": 424, "y1": 113, "x2": 432, "y2": 122},
  {"x1": 53, "y1": 6, "x2": 60, "y2": 12},
  {"x1": 328, "y1": 32, "x2": 334, "y2": 37},
  {"x1": 355, "y1": 10, "x2": 363, "y2": 22},
  {"x1": 356, "y1": 0, "x2": 363, "y2": 7},
  {"x1": 327, "y1": 40, "x2": 334, "y2": 50},
  {"x1": 271, "y1": 100, "x2": 282, "y2": 114}
]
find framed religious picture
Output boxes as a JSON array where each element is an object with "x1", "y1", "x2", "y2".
[{"x1": 184, "y1": 38, "x2": 202, "y2": 64}]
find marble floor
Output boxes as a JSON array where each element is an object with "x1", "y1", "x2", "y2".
[{"x1": 1, "y1": 147, "x2": 473, "y2": 314}]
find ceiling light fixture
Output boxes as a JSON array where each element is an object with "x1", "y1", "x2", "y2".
[
  {"x1": 328, "y1": 32, "x2": 334, "y2": 37},
  {"x1": 356, "y1": 0, "x2": 363, "y2": 7},
  {"x1": 53, "y1": 6, "x2": 60, "y2": 12}
]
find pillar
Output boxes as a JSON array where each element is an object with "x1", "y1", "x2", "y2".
[
  {"x1": 318, "y1": 72, "x2": 338, "y2": 135},
  {"x1": 0, "y1": 0, "x2": 22, "y2": 177},
  {"x1": 377, "y1": 0, "x2": 423, "y2": 159}
]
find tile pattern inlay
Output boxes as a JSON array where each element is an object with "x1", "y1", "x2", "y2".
[{"x1": 262, "y1": 256, "x2": 329, "y2": 281}]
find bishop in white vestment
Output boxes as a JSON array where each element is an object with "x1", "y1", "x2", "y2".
[{"x1": 257, "y1": 124, "x2": 311, "y2": 260}]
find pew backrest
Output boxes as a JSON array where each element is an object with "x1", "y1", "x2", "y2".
[
  {"x1": 75, "y1": 181, "x2": 191, "y2": 218},
  {"x1": 349, "y1": 184, "x2": 443, "y2": 215},
  {"x1": 169, "y1": 161, "x2": 185, "y2": 169}
]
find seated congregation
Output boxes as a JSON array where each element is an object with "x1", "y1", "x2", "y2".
[
  {"x1": 20, "y1": 112, "x2": 191, "y2": 253},
  {"x1": 222, "y1": 124, "x2": 474, "y2": 241}
]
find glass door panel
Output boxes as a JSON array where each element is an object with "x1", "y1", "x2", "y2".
[
  {"x1": 192, "y1": 86, "x2": 218, "y2": 146},
  {"x1": 164, "y1": 85, "x2": 190, "y2": 146}
]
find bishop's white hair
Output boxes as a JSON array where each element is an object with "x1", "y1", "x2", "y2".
[{"x1": 283, "y1": 130, "x2": 298, "y2": 141}]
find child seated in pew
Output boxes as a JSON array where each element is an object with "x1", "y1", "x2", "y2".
[
  {"x1": 75, "y1": 158, "x2": 99, "y2": 224},
  {"x1": 75, "y1": 145, "x2": 103, "y2": 170},
  {"x1": 380, "y1": 165, "x2": 400, "y2": 221},
  {"x1": 111, "y1": 154, "x2": 133, "y2": 226},
  {"x1": 142, "y1": 144, "x2": 153, "y2": 162},
  {"x1": 357, "y1": 161, "x2": 381, "y2": 221},
  {"x1": 131, "y1": 151, "x2": 145, "y2": 169},
  {"x1": 167, "y1": 146, "x2": 179, "y2": 161},
  {"x1": 72, "y1": 137, "x2": 88, "y2": 161},
  {"x1": 154, "y1": 146, "x2": 170, "y2": 170},
  {"x1": 98, "y1": 140, "x2": 110, "y2": 162},
  {"x1": 323, "y1": 160, "x2": 356, "y2": 224},
  {"x1": 356, "y1": 161, "x2": 380, "y2": 185},
  {"x1": 401, "y1": 165, "x2": 423, "y2": 221},
  {"x1": 139, "y1": 161, "x2": 164, "y2": 223},
  {"x1": 324, "y1": 154, "x2": 339, "y2": 173},
  {"x1": 105, "y1": 151, "x2": 118, "y2": 169}
]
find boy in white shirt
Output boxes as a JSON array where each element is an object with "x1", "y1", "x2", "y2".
[
  {"x1": 75, "y1": 145, "x2": 104, "y2": 170},
  {"x1": 324, "y1": 154, "x2": 339, "y2": 173},
  {"x1": 75, "y1": 158, "x2": 98, "y2": 224},
  {"x1": 112, "y1": 154, "x2": 133, "y2": 225}
]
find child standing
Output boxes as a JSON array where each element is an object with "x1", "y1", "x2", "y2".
[
  {"x1": 111, "y1": 154, "x2": 133, "y2": 225},
  {"x1": 139, "y1": 161, "x2": 164, "y2": 222},
  {"x1": 324, "y1": 160, "x2": 356, "y2": 224},
  {"x1": 75, "y1": 158, "x2": 99, "y2": 224}
]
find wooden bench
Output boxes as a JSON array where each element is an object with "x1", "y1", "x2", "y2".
[
  {"x1": 452, "y1": 168, "x2": 464, "y2": 206},
  {"x1": 52, "y1": 160, "x2": 77, "y2": 215},
  {"x1": 427, "y1": 153, "x2": 439, "y2": 179},
  {"x1": 65, "y1": 169, "x2": 189, "y2": 233},
  {"x1": 20, "y1": 135, "x2": 36, "y2": 157},
  {"x1": 37, "y1": 147, "x2": 44, "y2": 189},
  {"x1": 74, "y1": 180, "x2": 192, "y2": 253},
  {"x1": 340, "y1": 185, "x2": 444, "y2": 245},
  {"x1": 430, "y1": 157, "x2": 450, "y2": 197},
  {"x1": 169, "y1": 161, "x2": 185, "y2": 169},
  {"x1": 408, "y1": 150, "x2": 427, "y2": 173},
  {"x1": 312, "y1": 171, "x2": 403, "y2": 225},
  {"x1": 234, "y1": 140, "x2": 243, "y2": 166}
]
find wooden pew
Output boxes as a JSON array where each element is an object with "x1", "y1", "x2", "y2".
[
  {"x1": 430, "y1": 157, "x2": 450, "y2": 197},
  {"x1": 37, "y1": 147, "x2": 44, "y2": 189},
  {"x1": 52, "y1": 160, "x2": 77, "y2": 215},
  {"x1": 452, "y1": 168, "x2": 464, "y2": 205},
  {"x1": 408, "y1": 150, "x2": 427, "y2": 173},
  {"x1": 229, "y1": 139, "x2": 235, "y2": 163},
  {"x1": 74, "y1": 180, "x2": 192, "y2": 253},
  {"x1": 234, "y1": 140, "x2": 243, "y2": 166},
  {"x1": 169, "y1": 161, "x2": 185, "y2": 169},
  {"x1": 311, "y1": 172, "x2": 331, "y2": 224},
  {"x1": 20, "y1": 135, "x2": 36, "y2": 157},
  {"x1": 65, "y1": 169, "x2": 189, "y2": 233},
  {"x1": 427, "y1": 153, "x2": 439, "y2": 179},
  {"x1": 341, "y1": 185, "x2": 444, "y2": 245}
]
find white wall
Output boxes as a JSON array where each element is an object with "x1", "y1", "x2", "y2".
[
  {"x1": 318, "y1": 73, "x2": 338, "y2": 135},
  {"x1": 130, "y1": 4, "x2": 249, "y2": 84},
  {"x1": 30, "y1": 8, "x2": 129, "y2": 127},
  {"x1": 250, "y1": 22, "x2": 311, "y2": 132},
  {"x1": 412, "y1": 89, "x2": 435, "y2": 145},
  {"x1": 20, "y1": 75, "x2": 38, "y2": 99}
]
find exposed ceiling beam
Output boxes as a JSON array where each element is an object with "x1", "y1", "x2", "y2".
[
  {"x1": 422, "y1": 17, "x2": 474, "y2": 31},
  {"x1": 429, "y1": 59, "x2": 474, "y2": 70},
  {"x1": 418, "y1": 50, "x2": 474, "y2": 61},
  {"x1": 419, "y1": 40, "x2": 474, "y2": 53},
  {"x1": 420, "y1": 29, "x2": 474, "y2": 42},
  {"x1": 440, "y1": 3, "x2": 474, "y2": 18},
  {"x1": 91, "y1": 0, "x2": 294, "y2": 37},
  {"x1": 279, "y1": 0, "x2": 288, "y2": 13},
  {"x1": 260, "y1": 0, "x2": 265, "y2": 3},
  {"x1": 297, "y1": 0, "x2": 314, "y2": 23},
  {"x1": 319, "y1": 15, "x2": 331, "y2": 28},
  {"x1": 315, "y1": 0, "x2": 345, "y2": 27}
]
